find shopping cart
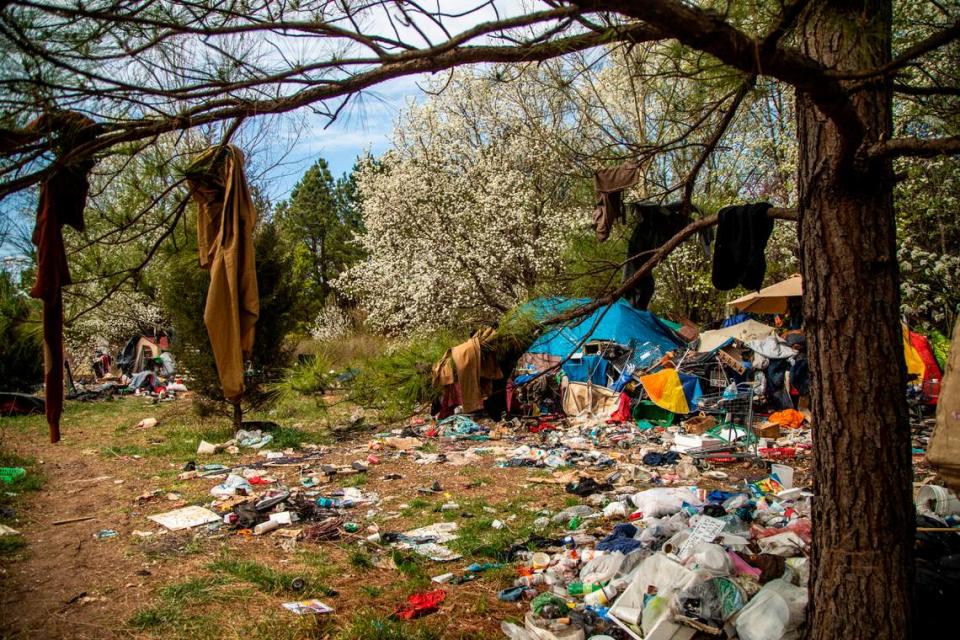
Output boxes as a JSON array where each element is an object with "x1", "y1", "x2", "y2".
[{"x1": 684, "y1": 382, "x2": 766, "y2": 470}]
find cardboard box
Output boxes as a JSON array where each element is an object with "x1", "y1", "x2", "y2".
[
  {"x1": 755, "y1": 422, "x2": 781, "y2": 439},
  {"x1": 681, "y1": 414, "x2": 717, "y2": 435}
]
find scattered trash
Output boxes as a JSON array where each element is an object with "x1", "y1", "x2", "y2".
[
  {"x1": 393, "y1": 589, "x2": 446, "y2": 620},
  {"x1": 148, "y1": 505, "x2": 221, "y2": 531},
  {"x1": 135, "y1": 417, "x2": 158, "y2": 429},
  {"x1": 94, "y1": 529, "x2": 119, "y2": 540},
  {"x1": 0, "y1": 524, "x2": 21, "y2": 536},
  {"x1": 281, "y1": 599, "x2": 333, "y2": 615}
]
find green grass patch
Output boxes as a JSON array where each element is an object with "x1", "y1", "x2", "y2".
[
  {"x1": 158, "y1": 575, "x2": 234, "y2": 606},
  {"x1": 359, "y1": 585, "x2": 383, "y2": 598},
  {"x1": 342, "y1": 472, "x2": 368, "y2": 487},
  {"x1": 349, "y1": 548, "x2": 374, "y2": 570},
  {"x1": 390, "y1": 550, "x2": 430, "y2": 589},
  {"x1": 0, "y1": 535, "x2": 26, "y2": 556},
  {"x1": 333, "y1": 611, "x2": 444, "y2": 640},
  {"x1": 208, "y1": 556, "x2": 333, "y2": 597}
]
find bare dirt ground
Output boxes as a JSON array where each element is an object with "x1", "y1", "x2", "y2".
[{"x1": 0, "y1": 395, "x2": 818, "y2": 640}]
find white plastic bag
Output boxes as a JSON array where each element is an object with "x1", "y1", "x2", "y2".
[
  {"x1": 734, "y1": 578, "x2": 807, "y2": 640},
  {"x1": 580, "y1": 551, "x2": 625, "y2": 584},
  {"x1": 632, "y1": 487, "x2": 702, "y2": 518}
]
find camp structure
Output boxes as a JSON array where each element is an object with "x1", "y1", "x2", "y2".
[
  {"x1": 116, "y1": 333, "x2": 170, "y2": 375},
  {"x1": 696, "y1": 318, "x2": 777, "y2": 353},
  {"x1": 727, "y1": 275, "x2": 802, "y2": 314}
]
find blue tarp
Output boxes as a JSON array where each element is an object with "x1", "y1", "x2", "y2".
[
  {"x1": 524, "y1": 298, "x2": 684, "y2": 358},
  {"x1": 561, "y1": 354, "x2": 609, "y2": 386}
]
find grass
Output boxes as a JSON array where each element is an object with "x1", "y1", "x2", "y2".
[
  {"x1": 0, "y1": 535, "x2": 26, "y2": 556},
  {"x1": 332, "y1": 611, "x2": 444, "y2": 640},
  {"x1": 342, "y1": 472, "x2": 368, "y2": 487},
  {"x1": 390, "y1": 550, "x2": 430, "y2": 589},
  {"x1": 127, "y1": 575, "x2": 239, "y2": 635},
  {"x1": 349, "y1": 548, "x2": 374, "y2": 570},
  {"x1": 207, "y1": 556, "x2": 335, "y2": 597}
]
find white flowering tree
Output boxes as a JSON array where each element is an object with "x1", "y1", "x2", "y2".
[{"x1": 337, "y1": 72, "x2": 586, "y2": 334}]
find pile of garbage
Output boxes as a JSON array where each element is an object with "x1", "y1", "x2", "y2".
[{"x1": 496, "y1": 464, "x2": 811, "y2": 640}]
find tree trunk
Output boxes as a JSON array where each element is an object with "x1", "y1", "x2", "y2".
[{"x1": 797, "y1": 1, "x2": 914, "y2": 638}]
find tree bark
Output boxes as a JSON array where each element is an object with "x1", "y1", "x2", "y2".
[{"x1": 797, "y1": 1, "x2": 914, "y2": 638}]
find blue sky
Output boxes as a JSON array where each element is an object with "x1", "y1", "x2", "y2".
[{"x1": 266, "y1": 75, "x2": 422, "y2": 197}]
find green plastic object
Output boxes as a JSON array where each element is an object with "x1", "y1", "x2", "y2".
[
  {"x1": 632, "y1": 400, "x2": 675, "y2": 426},
  {"x1": 0, "y1": 467, "x2": 26, "y2": 484}
]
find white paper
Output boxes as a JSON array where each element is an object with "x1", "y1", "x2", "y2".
[
  {"x1": 148, "y1": 505, "x2": 220, "y2": 531},
  {"x1": 678, "y1": 515, "x2": 725, "y2": 558}
]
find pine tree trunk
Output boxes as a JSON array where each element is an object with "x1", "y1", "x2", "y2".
[{"x1": 796, "y1": 1, "x2": 914, "y2": 638}]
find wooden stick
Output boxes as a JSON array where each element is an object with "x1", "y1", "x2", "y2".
[
  {"x1": 917, "y1": 527, "x2": 960, "y2": 533},
  {"x1": 52, "y1": 516, "x2": 96, "y2": 526}
]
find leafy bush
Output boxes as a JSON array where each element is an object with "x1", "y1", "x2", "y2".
[
  {"x1": 0, "y1": 271, "x2": 43, "y2": 392},
  {"x1": 347, "y1": 330, "x2": 465, "y2": 422},
  {"x1": 158, "y1": 218, "x2": 299, "y2": 403}
]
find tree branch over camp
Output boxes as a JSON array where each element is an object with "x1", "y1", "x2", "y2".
[{"x1": 1, "y1": 2, "x2": 959, "y2": 639}]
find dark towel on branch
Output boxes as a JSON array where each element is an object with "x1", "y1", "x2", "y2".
[{"x1": 711, "y1": 203, "x2": 774, "y2": 291}]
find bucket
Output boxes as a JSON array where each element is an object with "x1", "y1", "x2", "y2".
[{"x1": 917, "y1": 485, "x2": 960, "y2": 516}]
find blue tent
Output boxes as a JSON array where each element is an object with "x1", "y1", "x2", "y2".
[{"x1": 524, "y1": 298, "x2": 684, "y2": 358}]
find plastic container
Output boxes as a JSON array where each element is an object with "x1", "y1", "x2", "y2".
[
  {"x1": 0, "y1": 467, "x2": 26, "y2": 484},
  {"x1": 917, "y1": 485, "x2": 960, "y2": 517}
]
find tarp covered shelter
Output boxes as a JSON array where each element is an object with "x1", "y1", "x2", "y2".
[
  {"x1": 525, "y1": 298, "x2": 684, "y2": 358},
  {"x1": 117, "y1": 335, "x2": 165, "y2": 374},
  {"x1": 727, "y1": 275, "x2": 802, "y2": 314},
  {"x1": 696, "y1": 319, "x2": 777, "y2": 353}
]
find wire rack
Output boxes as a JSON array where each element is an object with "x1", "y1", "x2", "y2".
[{"x1": 688, "y1": 382, "x2": 760, "y2": 460}]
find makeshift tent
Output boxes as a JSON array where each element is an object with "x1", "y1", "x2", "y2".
[
  {"x1": 526, "y1": 298, "x2": 684, "y2": 358},
  {"x1": 727, "y1": 275, "x2": 802, "y2": 314},
  {"x1": 696, "y1": 319, "x2": 777, "y2": 353},
  {"x1": 117, "y1": 335, "x2": 163, "y2": 374}
]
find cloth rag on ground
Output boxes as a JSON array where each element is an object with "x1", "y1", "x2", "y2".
[
  {"x1": 767, "y1": 409, "x2": 805, "y2": 429},
  {"x1": 711, "y1": 203, "x2": 774, "y2": 291},
  {"x1": 28, "y1": 112, "x2": 102, "y2": 443},
  {"x1": 597, "y1": 523, "x2": 642, "y2": 554},
  {"x1": 186, "y1": 145, "x2": 259, "y2": 403}
]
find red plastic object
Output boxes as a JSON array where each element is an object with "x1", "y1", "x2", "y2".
[
  {"x1": 247, "y1": 476, "x2": 271, "y2": 485},
  {"x1": 529, "y1": 421, "x2": 557, "y2": 433},
  {"x1": 367, "y1": 454, "x2": 380, "y2": 465},
  {"x1": 393, "y1": 589, "x2": 446, "y2": 620},
  {"x1": 759, "y1": 447, "x2": 797, "y2": 460}
]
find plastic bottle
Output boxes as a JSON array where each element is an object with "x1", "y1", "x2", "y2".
[
  {"x1": 566, "y1": 581, "x2": 606, "y2": 596},
  {"x1": 316, "y1": 497, "x2": 341, "y2": 508},
  {"x1": 567, "y1": 516, "x2": 582, "y2": 530},
  {"x1": 253, "y1": 520, "x2": 280, "y2": 535},
  {"x1": 583, "y1": 584, "x2": 618, "y2": 607}
]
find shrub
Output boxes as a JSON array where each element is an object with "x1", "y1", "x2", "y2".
[{"x1": 158, "y1": 218, "x2": 298, "y2": 404}]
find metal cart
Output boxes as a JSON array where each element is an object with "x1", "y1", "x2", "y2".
[{"x1": 685, "y1": 382, "x2": 766, "y2": 469}]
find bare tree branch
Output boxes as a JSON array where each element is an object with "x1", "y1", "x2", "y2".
[{"x1": 869, "y1": 135, "x2": 960, "y2": 159}]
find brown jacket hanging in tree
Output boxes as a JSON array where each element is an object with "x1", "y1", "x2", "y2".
[
  {"x1": 186, "y1": 145, "x2": 259, "y2": 402},
  {"x1": 27, "y1": 113, "x2": 102, "y2": 443},
  {"x1": 592, "y1": 162, "x2": 642, "y2": 241}
]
